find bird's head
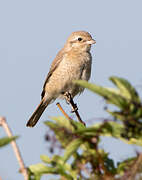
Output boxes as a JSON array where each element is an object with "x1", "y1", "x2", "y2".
[{"x1": 65, "y1": 31, "x2": 96, "y2": 52}]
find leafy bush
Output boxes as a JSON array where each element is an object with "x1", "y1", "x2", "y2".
[{"x1": 27, "y1": 76, "x2": 142, "y2": 179}]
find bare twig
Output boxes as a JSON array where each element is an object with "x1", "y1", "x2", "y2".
[
  {"x1": 64, "y1": 92, "x2": 86, "y2": 126},
  {"x1": 56, "y1": 103, "x2": 71, "y2": 120},
  {"x1": 56, "y1": 103, "x2": 77, "y2": 129},
  {"x1": 0, "y1": 117, "x2": 28, "y2": 180}
]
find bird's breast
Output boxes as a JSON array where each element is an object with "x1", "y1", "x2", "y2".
[{"x1": 44, "y1": 51, "x2": 92, "y2": 98}]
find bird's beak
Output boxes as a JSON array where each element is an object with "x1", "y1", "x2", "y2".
[{"x1": 86, "y1": 39, "x2": 96, "y2": 45}]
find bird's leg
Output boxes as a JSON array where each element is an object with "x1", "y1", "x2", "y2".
[
  {"x1": 62, "y1": 92, "x2": 71, "y2": 105},
  {"x1": 64, "y1": 92, "x2": 86, "y2": 126},
  {"x1": 64, "y1": 92, "x2": 78, "y2": 112},
  {"x1": 63, "y1": 92, "x2": 71, "y2": 105}
]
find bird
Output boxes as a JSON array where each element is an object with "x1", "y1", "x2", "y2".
[{"x1": 26, "y1": 31, "x2": 96, "y2": 127}]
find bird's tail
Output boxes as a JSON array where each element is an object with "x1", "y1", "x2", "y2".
[{"x1": 26, "y1": 98, "x2": 50, "y2": 127}]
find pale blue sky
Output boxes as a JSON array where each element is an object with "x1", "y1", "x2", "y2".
[{"x1": 0, "y1": 0, "x2": 142, "y2": 179}]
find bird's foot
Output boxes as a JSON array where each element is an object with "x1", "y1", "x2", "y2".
[
  {"x1": 64, "y1": 92, "x2": 79, "y2": 113},
  {"x1": 71, "y1": 103, "x2": 78, "y2": 113}
]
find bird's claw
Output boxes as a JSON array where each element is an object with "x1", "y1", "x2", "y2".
[
  {"x1": 65, "y1": 99, "x2": 70, "y2": 105},
  {"x1": 71, "y1": 104, "x2": 78, "y2": 113}
]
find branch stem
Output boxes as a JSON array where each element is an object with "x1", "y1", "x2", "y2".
[
  {"x1": 64, "y1": 92, "x2": 86, "y2": 126},
  {"x1": 0, "y1": 117, "x2": 28, "y2": 180},
  {"x1": 56, "y1": 103, "x2": 71, "y2": 120}
]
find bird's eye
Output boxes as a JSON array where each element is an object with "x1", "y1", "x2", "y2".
[{"x1": 78, "y1": 37, "x2": 82, "y2": 41}]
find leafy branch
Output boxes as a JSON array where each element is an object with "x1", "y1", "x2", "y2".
[
  {"x1": 28, "y1": 77, "x2": 142, "y2": 180},
  {"x1": 0, "y1": 117, "x2": 28, "y2": 180}
]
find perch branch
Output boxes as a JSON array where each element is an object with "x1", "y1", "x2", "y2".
[
  {"x1": 0, "y1": 117, "x2": 28, "y2": 180},
  {"x1": 64, "y1": 92, "x2": 86, "y2": 126}
]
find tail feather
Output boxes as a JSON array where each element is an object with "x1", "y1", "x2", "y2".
[{"x1": 26, "y1": 99, "x2": 49, "y2": 127}]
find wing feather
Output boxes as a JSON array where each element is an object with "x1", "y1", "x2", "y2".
[{"x1": 41, "y1": 49, "x2": 65, "y2": 99}]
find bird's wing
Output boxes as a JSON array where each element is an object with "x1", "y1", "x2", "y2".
[{"x1": 41, "y1": 49, "x2": 65, "y2": 99}]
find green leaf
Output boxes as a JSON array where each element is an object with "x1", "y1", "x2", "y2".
[
  {"x1": 40, "y1": 155, "x2": 51, "y2": 164},
  {"x1": 29, "y1": 163, "x2": 56, "y2": 175},
  {"x1": 110, "y1": 76, "x2": 140, "y2": 103},
  {"x1": 63, "y1": 138, "x2": 83, "y2": 163},
  {"x1": 44, "y1": 121, "x2": 57, "y2": 129},
  {"x1": 135, "y1": 108, "x2": 142, "y2": 118},
  {"x1": 75, "y1": 80, "x2": 129, "y2": 109},
  {"x1": 48, "y1": 116, "x2": 85, "y2": 131},
  {"x1": 40, "y1": 154, "x2": 78, "y2": 179},
  {"x1": 107, "y1": 110, "x2": 125, "y2": 121},
  {"x1": 29, "y1": 163, "x2": 74, "y2": 180},
  {"x1": 44, "y1": 120, "x2": 74, "y2": 147},
  {"x1": 49, "y1": 116, "x2": 74, "y2": 130},
  {"x1": 0, "y1": 136, "x2": 18, "y2": 147},
  {"x1": 104, "y1": 87, "x2": 121, "y2": 95},
  {"x1": 75, "y1": 127, "x2": 99, "y2": 136}
]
